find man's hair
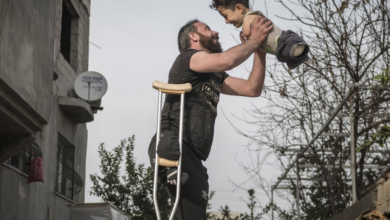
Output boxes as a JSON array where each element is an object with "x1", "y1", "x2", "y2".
[
  {"x1": 178, "y1": 19, "x2": 200, "y2": 53},
  {"x1": 209, "y1": 0, "x2": 250, "y2": 10}
]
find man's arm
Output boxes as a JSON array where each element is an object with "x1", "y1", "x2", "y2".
[
  {"x1": 221, "y1": 49, "x2": 266, "y2": 97},
  {"x1": 189, "y1": 17, "x2": 273, "y2": 73}
]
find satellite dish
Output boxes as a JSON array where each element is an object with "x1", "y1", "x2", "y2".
[{"x1": 74, "y1": 71, "x2": 108, "y2": 102}]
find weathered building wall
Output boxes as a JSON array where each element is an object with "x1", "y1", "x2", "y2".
[
  {"x1": 0, "y1": 0, "x2": 55, "y2": 162},
  {"x1": 0, "y1": 0, "x2": 93, "y2": 219},
  {"x1": 0, "y1": 0, "x2": 55, "y2": 121},
  {"x1": 330, "y1": 174, "x2": 390, "y2": 220},
  {"x1": 0, "y1": 98, "x2": 87, "y2": 220}
]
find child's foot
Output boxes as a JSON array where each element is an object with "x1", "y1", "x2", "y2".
[
  {"x1": 166, "y1": 168, "x2": 189, "y2": 185},
  {"x1": 293, "y1": 45, "x2": 306, "y2": 57}
]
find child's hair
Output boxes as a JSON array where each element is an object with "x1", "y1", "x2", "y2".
[{"x1": 209, "y1": 0, "x2": 250, "y2": 10}]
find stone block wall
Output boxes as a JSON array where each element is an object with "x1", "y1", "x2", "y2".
[
  {"x1": 330, "y1": 174, "x2": 390, "y2": 220},
  {"x1": 53, "y1": 0, "x2": 90, "y2": 98}
]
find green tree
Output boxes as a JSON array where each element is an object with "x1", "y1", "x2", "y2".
[
  {"x1": 219, "y1": 205, "x2": 239, "y2": 220},
  {"x1": 238, "y1": 189, "x2": 262, "y2": 220},
  {"x1": 89, "y1": 136, "x2": 171, "y2": 220},
  {"x1": 208, "y1": 189, "x2": 283, "y2": 220},
  {"x1": 207, "y1": 191, "x2": 218, "y2": 219},
  {"x1": 357, "y1": 69, "x2": 390, "y2": 152},
  {"x1": 89, "y1": 137, "x2": 293, "y2": 220}
]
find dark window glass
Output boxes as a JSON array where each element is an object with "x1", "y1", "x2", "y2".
[{"x1": 60, "y1": 3, "x2": 72, "y2": 63}]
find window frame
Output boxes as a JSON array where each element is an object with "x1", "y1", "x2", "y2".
[
  {"x1": 3, "y1": 142, "x2": 43, "y2": 176},
  {"x1": 55, "y1": 134, "x2": 83, "y2": 200},
  {"x1": 56, "y1": 134, "x2": 75, "y2": 200}
]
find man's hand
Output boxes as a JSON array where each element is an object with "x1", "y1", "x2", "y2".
[
  {"x1": 248, "y1": 17, "x2": 273, "y2": 45},
  {"x1": 239, "y1": 31, "x2": 247, "y2": 44},
  {"x1": 190, "y1": 19, "x2": 272, "y2": 73}
]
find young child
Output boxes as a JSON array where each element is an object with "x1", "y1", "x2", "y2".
[{"x1": 210, "y1": 0, "x2": 310, "y2": 70}]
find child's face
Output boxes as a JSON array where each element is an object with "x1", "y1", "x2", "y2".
[{"x1": 217, "y1": 6, "x2": 245, "y2": 28}]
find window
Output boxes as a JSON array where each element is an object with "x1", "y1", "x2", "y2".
[
  {"x1": 4, "y1": 142, "x2": 43, "y2": 175},
  {"x1": 56, "y1": 135, "x2": 83, "y2": 200},
  {"x1": 60, "y1": 2, "x2": 72, "y2": 63},
  {"x1": 60, "y1": 0, "x2": 80, "y2": 67}
]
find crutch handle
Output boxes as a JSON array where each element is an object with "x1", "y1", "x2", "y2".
[
  {"x1": 152, "y1": 80, "x2": 192, "y2": 95},
  {"x1": 158, "y1": 158, "x2": 179, "y2": 167}
]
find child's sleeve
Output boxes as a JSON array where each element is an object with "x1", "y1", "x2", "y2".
[{"x1": 241, "y1": 14, "x2": 259, "y2": 38}]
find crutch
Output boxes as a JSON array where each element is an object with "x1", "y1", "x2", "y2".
[{"x1": 152, "y1": 80, "x2": 192, "y2": 220}]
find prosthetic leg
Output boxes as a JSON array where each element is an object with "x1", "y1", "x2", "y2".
[
  {"x1": 152, "y1": 80, "x2": 192, "y2": 220},
  {"x1": 246, "y1": 11, "x2": 306, "y2": 57}
]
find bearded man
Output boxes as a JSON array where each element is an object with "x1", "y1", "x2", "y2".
[{"x1": 148, "y1": 17, "x2": 273, "y2": 220}]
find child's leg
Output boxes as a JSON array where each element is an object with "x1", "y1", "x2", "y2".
[
  {"x1": 257, "y1": 18, "x2": 306, "y2": 58},
  {"x1": 293, "y1": 45, "x2": 306, "y2": 57},
  {"x1": 275, "y1": 30, "x2": 310, "y2": 69},
  {"x1": 258, "y1": 22, "x2": 282, "y2": 55}
]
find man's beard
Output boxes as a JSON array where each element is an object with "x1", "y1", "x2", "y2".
[{"x1": 197, "y1": 32, "x2": 223, "y2": 53}]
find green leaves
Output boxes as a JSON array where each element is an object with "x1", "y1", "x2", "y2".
[
  {"x1": 357, "y1": 70, "x2": 390, "y2": 152},
  {"x1": 89, "y1": 136, "x2": 171, "y2": 220},
  {"x1": 90, "y1": 138, "x2": 295, "y2": 219},
  {"x1": 374, "y1": 69, "x2": 390, "y2": 85},
  {"x1": 381, "y1": 125, "x2": 390, "y2": 132},
  {"x1": 357, "y1": 125, "x2": 390, "y2": 152},
  {"x1": 356, "y1": 140, "x2": 373, "y2": 152},
  {"x1": 207, "y1": 189, "x2": 286, "y2": 220},
  {"x1": 376, "y1": 125, "x2": 390, "y2": 147}
]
